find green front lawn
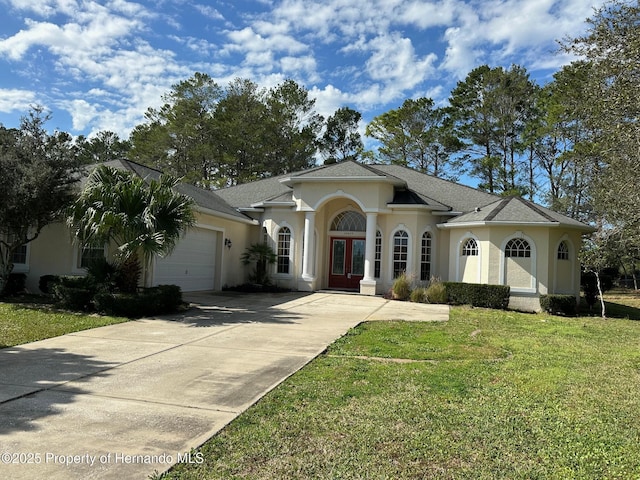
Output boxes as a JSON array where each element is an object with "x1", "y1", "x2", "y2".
[
  {"x1": 0, "y1": 299, "x2": 128, "y2": 348},
  {"x1": 162, "y1": 292, "x2": 640, "y2": 479}
]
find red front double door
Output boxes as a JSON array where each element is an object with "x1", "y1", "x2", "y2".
[{"x1": 328, "y1": 237, "x2": 365, "y2": 290}]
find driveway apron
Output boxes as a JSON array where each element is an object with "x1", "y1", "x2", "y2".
[{"x1": 0, "y1": 292, "x2": 448, "y2": 479}]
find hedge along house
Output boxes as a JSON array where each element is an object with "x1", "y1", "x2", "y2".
[
  {"x1": 13, "y1": 159, "x2": 593, "y2": 311},
  {"x1": 216, "y1": 161, "x2": 594, "y2": 311}
]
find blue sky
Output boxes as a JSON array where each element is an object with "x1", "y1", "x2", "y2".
[{"x1": 0, "y1": 0, "x2": 601, "y2": 141}]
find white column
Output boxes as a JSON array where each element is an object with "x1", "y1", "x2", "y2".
[
  {"x1": 302, "y1": 211, "x2": 315, "y2": 279},
  {"x1": 363, "y1": 212, "x2": 377, "y2": 282}
]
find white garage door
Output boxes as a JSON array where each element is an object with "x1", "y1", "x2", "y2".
[{"x1": 154, "y1": 228, "x2": 218, "y2": 291}]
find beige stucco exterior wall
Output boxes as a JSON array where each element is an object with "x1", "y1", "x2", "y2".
[
  {"x1": 188, "y1": 211, "x2": 257, "y2": 289},
  {"x1": 260, "y1": 185, "x2": 447, "y2": 295},
  {"x1": 445, "y1": 225, "x2": 585, "y2": 311},
  {"x1": 16, "y1": 210, "x2": 256, "y2": 294},
  {"x1": 15, "y1": 222, "x2": 78, "y2": 292}
]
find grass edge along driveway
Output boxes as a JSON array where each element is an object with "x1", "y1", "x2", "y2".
[
  {"x1": 0, "y1": 302, "x2": 128, "y2": 348},
  {"x1": 161, "y1": 299, "x2": 640, "y2": 480}
]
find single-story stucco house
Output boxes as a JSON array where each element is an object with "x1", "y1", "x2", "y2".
[{"x1": 13, "y1": 159, "x2": 594, "y2": 311}]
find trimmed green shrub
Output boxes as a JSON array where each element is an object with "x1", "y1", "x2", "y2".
[
  {"x1": 39, "y1": 274, "x2": 61, "y2": 294},
  {"x1": 53, "y1": 285, "x2": 96, "y2": 311},
  {"x1": 94, "y1": 285, "x2": 183, "y2": 318},
  {"x1": 391, "y1": 273, "x2": 412, "y2": 301},
  {"x1": 425, "y1": 281, "x2": 448, "y2": 304},
  {"x1": 539, "y1": 294, "x2": 577, "y2": 316},
  {"x1": 5, "y1": 273, "x2": 27, "y2": 295},
  {"x1": 52, "y1": 275, "x2": 98, "y2": 311},
  {"x1": 443, "y1": 282, "x2": 510, "y2": 309}
]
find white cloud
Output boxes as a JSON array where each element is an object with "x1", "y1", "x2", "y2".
[
  {"x1": 366, "y1": 34, "x2": 437, "y2": 87},
  {"x1": 224, "y1": 26, "x2": 308, "y2": 56},
  {"x1": 193, "y1": 4, "x2": 224, "y2": 21},
  {"x1": 0, "y1": 88, "x2": 38, "y2": 113},
  {"x1": 397, "y1": 0, "x2": 458, "y2": 28},
  {"x1": 309, "y1": 84, "x2": 353, "y2": 120},
  {"x1": 0, "y1": 0, "x2": 608, "y2": 139},
  {"x1": 59, "y1": 98, "x2": 100, "y2": 130}
]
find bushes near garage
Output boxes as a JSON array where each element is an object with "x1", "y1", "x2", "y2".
[
  {"x1": 94, "y1": 285, "x2": 183, "y2": 318},
  {"x1": 52, "y1": 276, "x2": 97, "y2": 311},
  {"x1": 39, "y1": 274, "x2": 61, "y2": 294},
  {"x1": 4, "y1": 273, "x2": 27, "y2": 296},
  {"x1": 43, "y1": 271, "x2": 183, "y2": 317},
  {"x1": 443, "y1": 282, "x2": 510, "y2": 309},
  {"x1": 539, "y1": 294, "x2": 577, "y2": 316}
]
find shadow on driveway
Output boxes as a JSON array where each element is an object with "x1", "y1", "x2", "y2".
[
  {"x1": 0, "y1": 347, "x2": 114, "y2": 435},
  {"x1": 164, "y1": 291, "x2": 313, "y2": 327}
]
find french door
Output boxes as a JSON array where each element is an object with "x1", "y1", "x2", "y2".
[{"x1": 328, "y1": 237, "x2": 365, "y2": 290}]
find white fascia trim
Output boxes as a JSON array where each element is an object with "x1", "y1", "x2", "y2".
[
  {"x1": 262, "y1": 201, "x2": 297, "y2": 207},
  {"x1": 195, "y1": 206, "x2": 259, "y2": 225},
  {"x1": 437, "y1": 221, "x2": 560, "y2": 229},
  {"x1": 387, "y1": 204, "x2": 451, "y2": 212}
]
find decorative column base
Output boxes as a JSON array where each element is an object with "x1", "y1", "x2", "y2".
[
  {"x1": 298, "y1": 275, "x2": 316, "y2": 292},
  {"x1": 359, "y1": 279, "x2": 377, "y2": 296}
]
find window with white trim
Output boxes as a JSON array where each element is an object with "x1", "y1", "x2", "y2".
[
  {"x1": 461, "y1": 238, "x2": 478, "y2": 256},
  {"x1": 420, "y1": 232, "x2": 432, "y2": 281},
  {"x1": 277, "y1": 227, "x2": 291, "y2": 274},
  {"x1": 78, "y1": 244, "x2": 106, "y2": 269},
  {"x1": 12, "y1": 244, "x2": 28, "y2": 265},
  {"x1": 505, "y1": 238, "x2": 531, "y2": 258},
  {"x1": 393, "y1": 230, "x2": 408, "y2": 278},
  {"x1": 331, "y1": 211, "x2": 366, "y2": 231},
  {"x1": 557, "y1": 241, "x2": 569, "y2": 260},
  {"x1": 374, "y1": 230, "x2": 382, "y2": 278}
]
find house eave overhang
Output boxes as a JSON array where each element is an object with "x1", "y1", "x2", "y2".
[
  {"x1": 387, "y1": 204, "x2": 451, "y2": 212},
  {"x1": 251, "y1": 201, "x2": 296, "y2": 208},
  {"x1": 438, "y1": 220, "x2": 596, "y2": 232},
  {"x1": 437, "y1": 221, "x2": 561, "y2": 229},
  {"x1": 238, "y1": 207, "x2": 265, "y2": 213},
  {"x1": 195, "y1": 205, "x2": 259, "y2": 225}
]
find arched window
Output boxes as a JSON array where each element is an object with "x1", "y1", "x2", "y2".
[
  {"x1": 420, "y1": 232, "x2": 432, "y2": 281},
  {"x1": 262, "y1": 226, "x2": 268, "y2": 245},
  {"x1": 374, "y1": 230, "x2": 382, "y2": 278},
  {"x1": 557, "y1": 240, "x2": 569, "y2": 260},
  {"x1": 393, "y1": 230, "x2": 409, "y2": 278},
  {"x1": 461, "y1": 238, "x2": 478, "y2": 256},
  {"x1": 505, "y1": 238, "x2": 531, "y2": 258},
  {"x1": 331, "y1": 211, "x2": 366, "y2": 231},
  {"x1": 277, "y1": 226, "x2": 291, "y2": 274}
]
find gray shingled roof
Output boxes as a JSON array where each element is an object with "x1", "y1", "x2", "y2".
[
  {"x1": 290, "y1": 161, "x2": 391, "y2": 178},
  {"x1": 137, "y1": 159, "x2": 589, "y2": 230},
  {"x1": 92, "y1": 160, "x2": 252, "y2": 222},
  {"x1": 371, "y1": 164, "x2": 499, "y2": 213},
  {"x1": 447, "y1": 196, "x2": 592, "y2": 229},
  {"x1": 215, "y1": 173, "x2": 294, "y2": 208}
]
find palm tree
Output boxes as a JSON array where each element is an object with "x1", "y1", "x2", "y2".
[
  {"x1": 67, "y1": 165, "x2": 196, "y2": 293},
  {"x1": 241, "y1": 243, "x2": 277, "y2": 285}
]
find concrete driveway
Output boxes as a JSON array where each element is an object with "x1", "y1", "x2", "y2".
[{"x1": 0, "y1": 292, "x2": 448, "y2": 479}]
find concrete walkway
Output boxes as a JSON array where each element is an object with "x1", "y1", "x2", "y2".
[{"x1": 0, "y1": 292, "x2": 448, "y2": 479}]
